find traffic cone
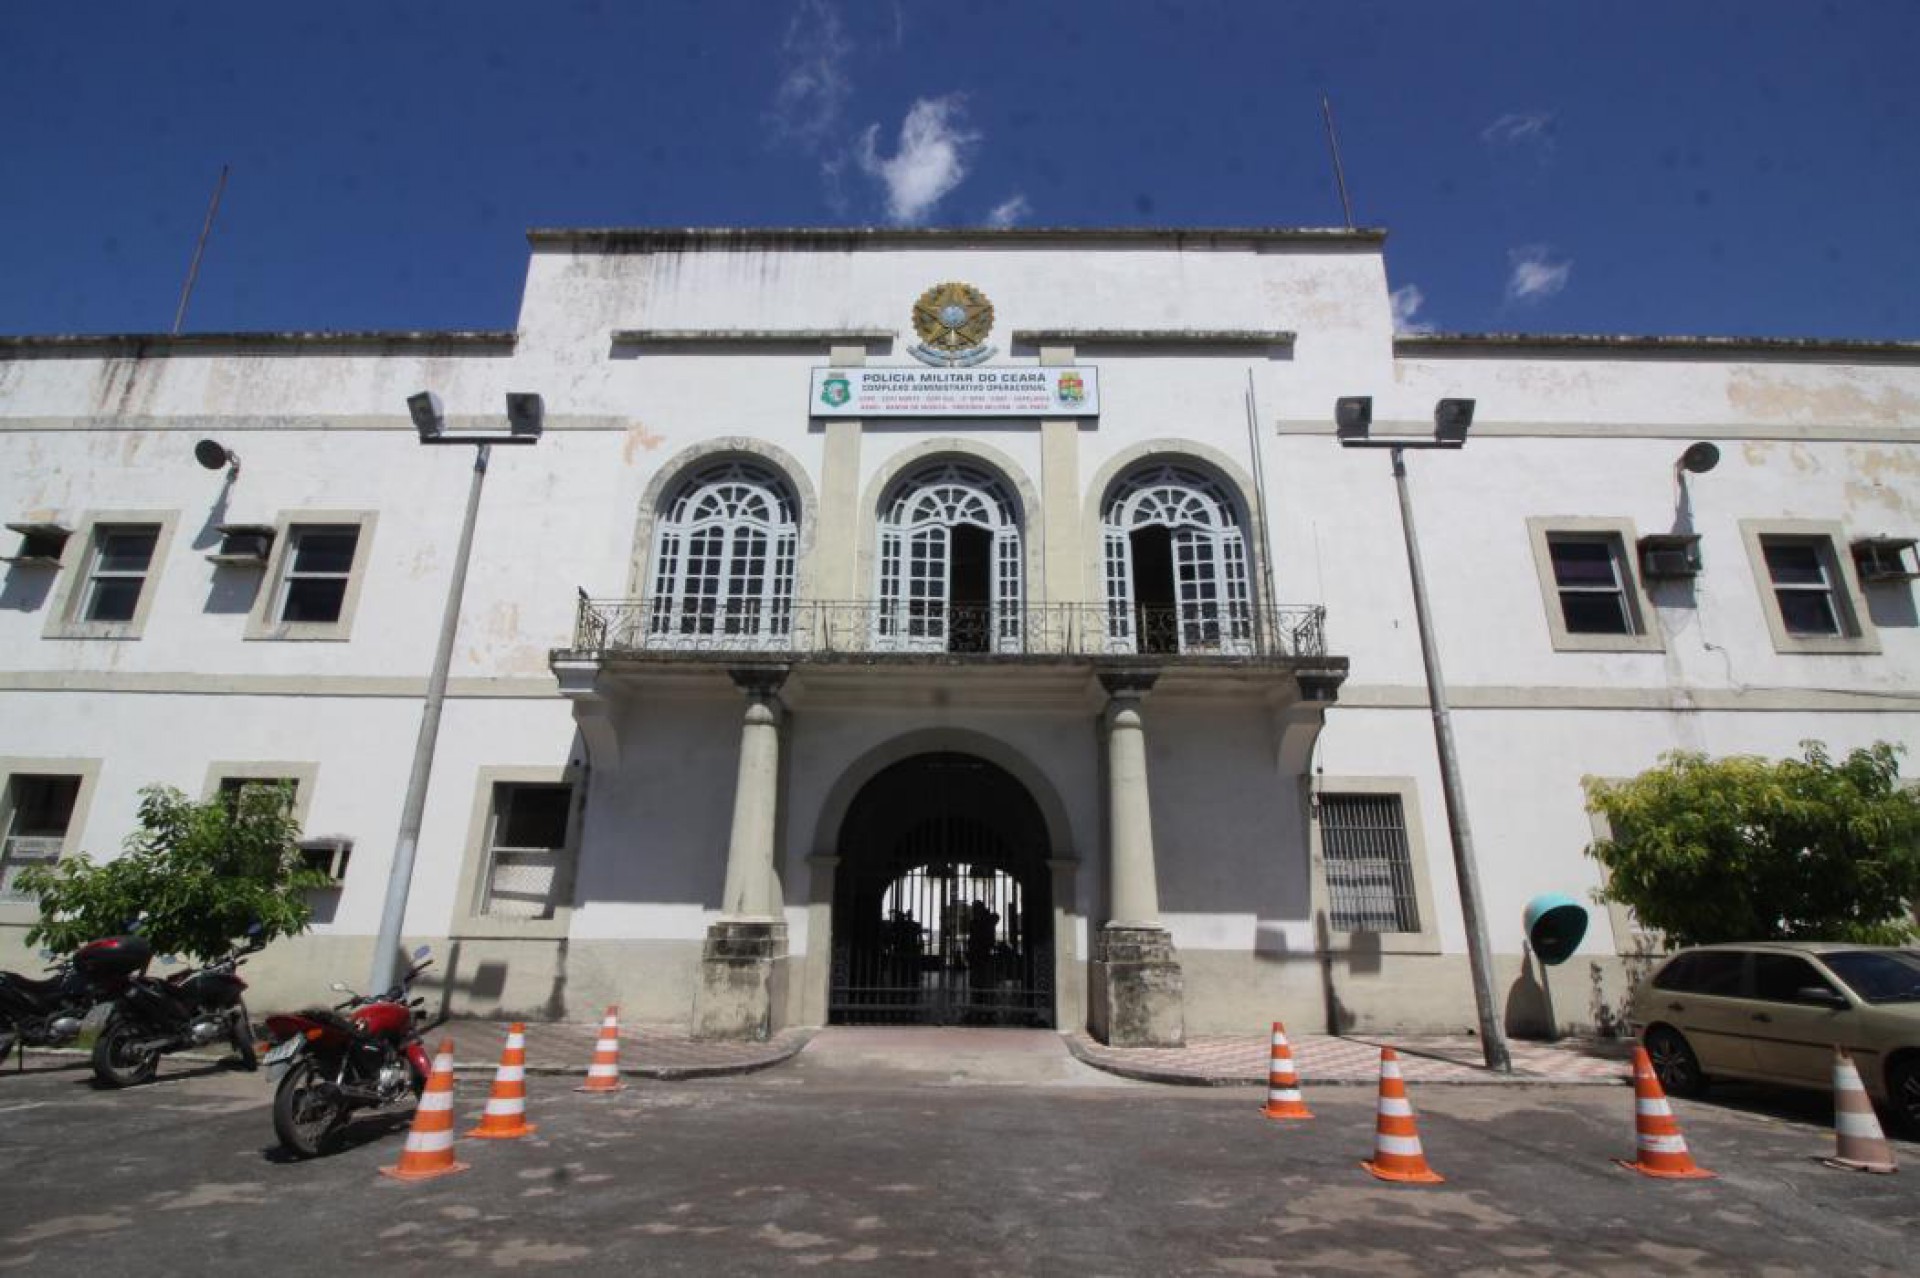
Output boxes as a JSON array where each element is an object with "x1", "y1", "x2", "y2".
[
  {"x1": 1261, "y1": 1021, "x2": 1313, "y2": 1120},
  {"x1": 379, "y1": 1039, "x2": 469, "y2": 1182},
  {"x1": 468, "y1": 1023, "x2": 537, "y2": 1140},
  {"x1": 1361, "y1": 1047, "x2": 1443, "y2": 1184},
  {"x1": 1820, "y1": 1047, "x2": 1896, "y2": 1174},
  {"x1": 575, "y1": 1005, "x2": 626, "y2": 1093},
  {"x1": 1615, "y1": 1044, "x2": 1715, "y2": 1180}
]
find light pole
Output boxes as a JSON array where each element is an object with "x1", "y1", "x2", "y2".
[
  {"x1": 1336, "y1": 396, "x2": 1511, "y2": 1073},
  {"x1": 367, "y1": 391, "x2": 544, "y2": 995}
]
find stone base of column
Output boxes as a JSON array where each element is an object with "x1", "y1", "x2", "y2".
[
  {"x1": 691, "y1": 920, "x2": 789, "y2": 1042},
  {"x1": 1088, "y1": 924, "x2": 1185, "y2": 1048}
]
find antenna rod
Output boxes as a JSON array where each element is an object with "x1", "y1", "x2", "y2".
[
  {"x1": 171, "y1": 164, "x2": 230, "y2": 335},
  {"x1": 1321, "y1": 96, "x2": 1355, "y2": 230}
]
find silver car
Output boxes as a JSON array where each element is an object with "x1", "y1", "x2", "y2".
[{"x1": 1628, "y1": 942, "x2": 1920, "y2": 1131}]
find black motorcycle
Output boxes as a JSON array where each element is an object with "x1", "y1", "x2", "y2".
[
  {"x1": 0, "y1": 935, "x2": 152, "y2": 1066},
  {"x1": 91, "y1": 928, "x2": 264, "y2": 1087}
]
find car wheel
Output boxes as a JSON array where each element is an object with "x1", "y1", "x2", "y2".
[
  {"x1": 1888, "y1": 1058, "x2": 1920, "y2": 1137},
  {"x1": 1644, "y1": 1025, "x2": 1708, "y2": 1098}
]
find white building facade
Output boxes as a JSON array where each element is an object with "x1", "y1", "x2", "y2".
[{"x1": 3, "y1": 227, "x2": 1916, "y2": 1041}]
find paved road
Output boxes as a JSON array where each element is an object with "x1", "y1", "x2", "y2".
[{"x1": 1, "y1": 1032, "x2": 1914, "y2": 1276}]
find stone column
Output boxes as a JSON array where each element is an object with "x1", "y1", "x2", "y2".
[
  {"x1": 692, "y1": 665, "x2": 791, "y2": 1040},
  {"x1": 1089, "y1": 671, "x2": 1185, "y2": 1047}
]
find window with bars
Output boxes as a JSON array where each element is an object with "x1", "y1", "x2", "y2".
[
  {"x1": 1317, "y1": 793, "x2": 1421, "y2": 933},
  {"x1": 1, "y1": 774, "x2": 79, "y2": 903},
  {"x1": 647, "y1": 460, "x2": 798, "y2": 646},
  {"x1": 480, "y1": 783, "x2": 575, "y2": 919}
]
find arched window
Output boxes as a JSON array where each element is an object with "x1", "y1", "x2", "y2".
[
  {"x1": 1101, "y1": 462, "x2": 1254, "y2": 654},
  {"x1": 876, "y1": 460, "x2": 1023, "y2": 653},
  {"x1": 647, "y1": 460, "x2": 797, "y2": 648}
]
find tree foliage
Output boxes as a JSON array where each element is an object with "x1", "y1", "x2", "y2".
[
  {"x1": 1584, "y1": 742, "x2": 1920, "y2": 948},
  {"x1": 18, "y1": 783, "x2": 330, "y2": 961}
]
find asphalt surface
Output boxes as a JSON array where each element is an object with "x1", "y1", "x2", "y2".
[{"x1": 0, "y1": 1031, "x2": 1915, "y2": 1276}]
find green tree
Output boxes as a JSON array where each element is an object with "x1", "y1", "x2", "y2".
[
  {"x1": 17, "y1": 783, "x2": 330, "y2": 961},
  {"x1": 1584, "y1": 742, "x2": 1920, "y2": 948}
]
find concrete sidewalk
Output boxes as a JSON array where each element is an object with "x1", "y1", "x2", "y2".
[{"x1": 1064, "y1": 1029, "x2": 1633, "y2": 1086}]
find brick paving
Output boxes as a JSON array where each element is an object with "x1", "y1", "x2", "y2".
[
  {"x1": 1064, "y1": 1029, "x2": 1633, "y2": 1086},
  {"x1": 441, "y1": 1019, "x2": 815, "y2": 1080}
]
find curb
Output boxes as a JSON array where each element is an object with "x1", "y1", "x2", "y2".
[{"x1": 1061, "y1": 1035, "x2": 1628, "y2": 1089}]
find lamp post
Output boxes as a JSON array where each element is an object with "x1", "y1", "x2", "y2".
[
  {"x1": 367, "y1": 391, "x2": 545, "y2": 995},
  {"x1": 1336, "y1": 396, "x2": 1511, "y2": 1073}
]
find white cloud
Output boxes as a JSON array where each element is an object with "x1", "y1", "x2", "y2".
[
  {"x1": 986, "y1": 194, "x2": 1031, "y2": 229},
  {"x1": 1481, "y1": 111, "x2": 1555, "y2": 150},
  {"x1": 1390, "y1": 284, "x2": 1434, "y2": 334},
  {"x1": 769, "y1": 0, "x2": 852, "y2": 149},
  {"x1": 1506, "y1": 245, "x2": 1572, "y2": 303},
  {"x1": 856, "y1": 95, "x2": 979, "y2": 225}
]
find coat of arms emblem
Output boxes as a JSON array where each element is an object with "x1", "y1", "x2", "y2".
[
  {"x1": 819, "y1": 372, "x2": 852, "y2": 408},
  {"x1": 909, "y1": 282, "x2": 997, "y2": 367},
  {"x1": 1055, "y1": 372, "x2": 1085, "y2": 406}
]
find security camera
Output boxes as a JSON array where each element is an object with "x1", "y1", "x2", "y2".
[{"x1": 506, "y1": 392, "x2": 544, "y2": 439}]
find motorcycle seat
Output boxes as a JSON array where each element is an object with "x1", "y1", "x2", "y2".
[{"x1": 1, "y1": 972, "x2": 69, "y2": 997}]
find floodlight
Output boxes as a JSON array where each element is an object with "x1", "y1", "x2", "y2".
[
  {"x1": 408, "y1": 391, "x2": 446, "y2": 442},
  {"x1": 1434, "y1": 398, "x2": 1475, "y2": 445},
  {"x1": 1335, "y1": 396, "x2": 1373, "y2": 442},
  {"x1": 505, "y1": 392, "x2": 545, "y2": 439}
]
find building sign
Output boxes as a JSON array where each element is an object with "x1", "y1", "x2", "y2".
[{"x1": 809, "y1": 367, "x2": 1100, "y2": 418}]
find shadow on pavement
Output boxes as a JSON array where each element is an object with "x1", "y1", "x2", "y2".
[{"x1": 258, "y1": 1110, "x2": 415, "y2": 1165}]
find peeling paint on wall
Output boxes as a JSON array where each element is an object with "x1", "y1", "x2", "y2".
[
  {"x1": 623, "y1": 423, "x2": 664, "y2": 463},
  {"x1": 1726, "y1": 368, "x2": 1920, "y2": 425}
]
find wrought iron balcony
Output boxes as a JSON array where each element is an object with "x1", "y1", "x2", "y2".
[{"x1": 567, "y1": 596, "x2": 1328, "y2": 664}]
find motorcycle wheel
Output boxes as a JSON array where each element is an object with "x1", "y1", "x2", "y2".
[
  {"x1": 91, "y1": 1016, "x2": 160, "y2": 1088},
  {"x1": 228, "y1": 1007, "x2": 258, "y2": 1071},
  {"x1": 273, "y1": 1058, "x2": 346, "y2": 1158}
]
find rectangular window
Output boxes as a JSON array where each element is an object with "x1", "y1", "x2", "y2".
[
  {"x1": 217, "y1": 776, "x2": 297, "y2": 818},
  {"x1": 1318, "y1": 793, "x2": 1421, "y2": 933},
  {"x1": 81, "y1": 526, "x2": 159, "y2": 623},
  {"x1": 481, "y1": 783, "x2": 574, "y2": 919},
  {"x1": 279, "y1": 526, "x2": 360, "y2": 623},
  {"x1": 1, "y1": 775, "x2": 79, "y2": 903},
  {"x1": 1547, "y1": 535, "x2": 1636, "y2": 634},
  {"x1": 1761, "y1": 538, "x2": 1844, "y2": 636}
]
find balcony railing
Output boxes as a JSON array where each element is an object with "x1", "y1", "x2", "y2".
[{"x1": 568, "y1": 597, "x2": 1327, "y2": 663}]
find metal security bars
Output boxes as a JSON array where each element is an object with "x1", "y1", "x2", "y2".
[
  {"x1": 1317, "y1": 793, "x2": 1421, "y2": 933},
  {"x1": 569, "y1": 597, "x2": 1328, "y2": 662}
]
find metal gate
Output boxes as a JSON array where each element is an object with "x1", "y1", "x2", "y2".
[{"x1": 831, "y1": 810, "x2": 1053, "y2": 1028}]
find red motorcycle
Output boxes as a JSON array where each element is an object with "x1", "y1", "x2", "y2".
[{"x1": 261, "y1": 947, "x2": 436, "y2": 1158}]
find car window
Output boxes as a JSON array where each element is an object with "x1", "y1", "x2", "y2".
[
  {"x1": 1653, "y1": 951, "x2": 1744, "y2": 995},
  {"x1": 1821, "y1": 951, "x2": 1920, "y2": 1004},
  {"x1": 1751, "y1": 954, "x2": 1842, "y2": 1005}
]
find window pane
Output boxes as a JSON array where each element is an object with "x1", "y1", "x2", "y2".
[
  {"x1": 8, "y1": 775, "x2": 79, "y2": 835},
  {"x1": 95, "y1": 529, "x2": 157, "y2": 573},
  {"x1": 1682, "y1": 951, "x2": 1744, "y2": 995},
  {"x1": 291, "y1": 530, "x2": 358, "y2": 574},
  {"x1": 1549, "y1": 540, "x2": 1618, "y2": 589},
  {"x1": 1763, "y1": 541, "x2": 1825, "y2": 586},
  {"x1": 84, "y1": 578, "x2": 143, "y2": 623},
  {"x1": 1752, "y1": 953, "x2": 1838, "y2": 1003},
  {"x1": 282, "y1": 578, "x2": 347, "y2": 623},
  {"x1": 498, "y1": 785, "x2": 570, "y2": 849},
  {"x1": 1776, "y1": 590, "x2": 1839, "y2": 635},
  {"x1": 1560, "y1": 591, "x2": 1631, "y2": 634}
]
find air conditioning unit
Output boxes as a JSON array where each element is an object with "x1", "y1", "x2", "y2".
[
  {"x1": 1851, "y1": 536, "x2": 1918, "y2": 584},
  {"x1": 207, "y1": 524, "x2": 275, "y2": 566},
  {"x1": 2, "y1": 521, "x2": 71, "y2": 567},
  {"x1": 1636, "y1": 534, "x2": 1702, "y2": 580}
]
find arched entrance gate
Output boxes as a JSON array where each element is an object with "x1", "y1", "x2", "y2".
[{"x1": 830, "y1": 753, "x2": 1054, "y2": 1027}]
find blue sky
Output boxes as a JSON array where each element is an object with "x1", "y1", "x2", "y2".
[{"x1": 2, "y1": 1, "x2": 1914, "y2": 339}]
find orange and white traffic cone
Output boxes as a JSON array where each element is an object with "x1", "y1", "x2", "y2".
[
  {"x1": 1821, "y1": 1047, "x2": 1896, "y2": 1174},
  {"x1": 1361, "y1": 1047, "x2": 1443, "y2": 1184},
  {"x1": 379, "y1": 1039, "x2": 469, "y2": 1182},
  {"x1": 468, "y1": 1023, "x2": 537, "y2": 1140},
  {"x1": 575, "y1": 1005, "x2": 626, "y2": 1094},
  {"x1": 1615, "y1": 1044, "x2": 1715, "y2": 1180},
  {"x1": 1261, "y1": 1021, "x2": 1312, "y2": 1120}
]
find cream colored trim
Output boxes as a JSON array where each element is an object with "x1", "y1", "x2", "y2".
[
  {"x1": 0, "y1": 416, "x2": 631, "y2": 435},
  {"x1": 200, "y1": 760, "x2": 318, "y2": 829},
  {"x1": 1274, "y1": 419, "x2": 1920, "y2": 444},
  {"x1": 42, "y1": 510, "x2": 180, "y2": 641},
  {"x1": 1582, "y1": 795, "x2": 1664, "y2": 957},
  {"x1": 1081, "y1": 440, "x2": 1267, "y2": 607},
  {"x1": 1739, "y1": 518, "x2": 1881, "y2": 656},
  {"x1": 0, "y1": 756, "x2": 103, "y2": 925},
  {"x1": 1525, "y1": 517, "x2": 1664, "y2": 653},
  {"x1": 0, "y1": 672, "x2": 558, "y2": 697},
  {"x1": 855, "y1": 439, "x2": 1045, "y2": 608},
  {"x1": 1335, "y1": 683, "x2": 1920, "y2": 711},
  {"x1": 626, "y1": 438, "x2": 819, "y2": 599},
  {"x1": 245, "y1": 510, "x2": 378, "y2": 642},
  {"x1": 450, "y1": 763, "x2": 583, "y2": 940},
  {"x1": 1307, "y1": 776, "x2": 1441, "y2": 955}
]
